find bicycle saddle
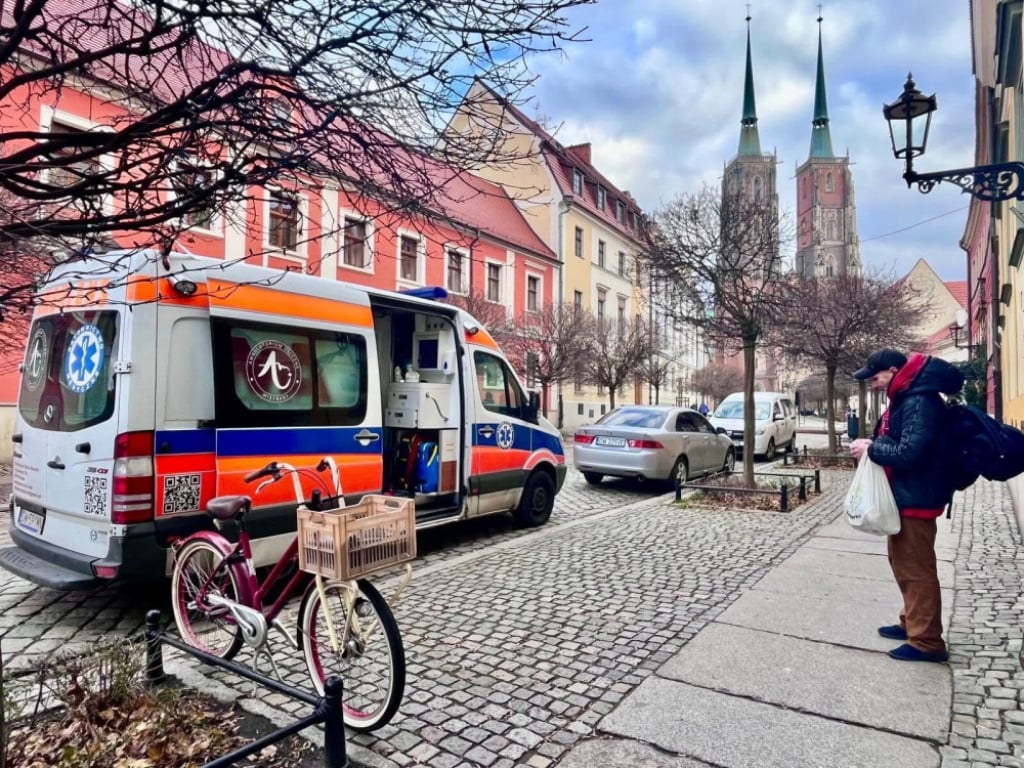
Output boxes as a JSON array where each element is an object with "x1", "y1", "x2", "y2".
[{"x1": 205, "y1": 495, "x2": 252, "y2": 520}]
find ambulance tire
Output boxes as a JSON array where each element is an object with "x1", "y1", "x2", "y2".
[{"x1": 513, "y1": 472, "x2": 555, "y2": 527}]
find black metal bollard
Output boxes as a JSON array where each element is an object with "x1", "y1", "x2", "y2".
[
  {"x1": 802, "y1": 445, "x2": 808, "y2": 457},
  {"x1": 814, "y1": 469, "x2": 821, "y2": 494},
  {"x1": 145, "y1": 609, "x2": 167, "y2": 686},
  {"x1": 322, "y1": 677, "x2": 347, "y2": 768},
  {"x1": 799, "y1": 476, "x2": 807, "y2": 501},
  {"x1": 780, "y1": 484, "x2": 789, "y2": 513},
  {"x1": 674, "y1": 476, "x2": 682, "y2": 502}
]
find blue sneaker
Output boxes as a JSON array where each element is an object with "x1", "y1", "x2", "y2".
[
  {"x1": 888, "y1": 643, "x2": 948, "y2": 663},
  {"x1": 878, "y1": 624, "x2": 907, "y2": 640}
]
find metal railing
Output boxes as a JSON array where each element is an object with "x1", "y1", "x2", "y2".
[
  {"x1": 143, "y1": 610, "x2": 347, "y2": 768},
  {"x1": 674, "y1": 468, "x2": 821, "y2": 513}
]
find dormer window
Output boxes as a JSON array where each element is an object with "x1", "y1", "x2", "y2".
[
  {"x1": 597, "y1": 186, "x2": 606, "y2": 210},
  {"x1": 616, "y1": 200, "x2": 625, "y2": 224},
  {"x1": 572, "y1": 169, "x2": 584, "y2": 195}
]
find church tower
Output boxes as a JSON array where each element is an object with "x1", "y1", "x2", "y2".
[
  {"x1": 722, "y1": 14, "x2": 778, "y2": 232},
  {"x1": 794, "y1": 15, "x2": 861, "y2": 278}
]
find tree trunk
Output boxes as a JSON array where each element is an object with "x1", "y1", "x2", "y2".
[
  {"x1": 825, "y1": 365, "x2": 837, "y2": 453},
  {"x1": 608, "y1": 386, "x2": 617, "y2": 409},
  {"x1": 654, "y1": 385, "x2": 660, "y2": 405},
  {"x1": 742, "y1": 338, "x2": 756, "y2": 487}
]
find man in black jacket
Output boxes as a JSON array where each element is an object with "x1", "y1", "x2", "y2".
[{"x1": 849, "y1": 349, "x2": 963, "y2": 663}]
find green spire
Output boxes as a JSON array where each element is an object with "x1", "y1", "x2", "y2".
[
  {"x1": 808, "y1": 15, "x2": 835, "y2": 159},
  {"x1": 737, "y1": 16, "x2": 762, "y2": 157}
]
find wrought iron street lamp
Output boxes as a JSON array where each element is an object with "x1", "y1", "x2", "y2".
[{"x1": 883, "y1": 74, "x2": 1024, "y2": 201}]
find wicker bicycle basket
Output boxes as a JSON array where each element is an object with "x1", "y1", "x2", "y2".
[{"x1": 296, "y1": 495, "x2": 417, "y2": 580}]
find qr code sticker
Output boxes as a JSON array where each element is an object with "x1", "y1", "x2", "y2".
[
  {"x1": 84, "y1": 475, "x2": 108, "y2": 516},
  {"x1": 163, "y1": 474, "x2": 201, "y2": 515}
]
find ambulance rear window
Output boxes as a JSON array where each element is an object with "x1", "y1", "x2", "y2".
[{"x1": 18, "y1": 311, "x2": 120, "y2": 432}]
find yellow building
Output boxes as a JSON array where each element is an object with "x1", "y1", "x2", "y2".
[{"x1": 446, "y1": 80, "x2": 649, "y2": 429}]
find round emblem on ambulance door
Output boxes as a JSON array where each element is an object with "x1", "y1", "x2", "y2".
[
  {"x1": 496, "y1": 421, "x2": 515, "y2": 450},
  {"x1": 245, "y1": 339, "x2": 303, "y2": 403},
  {"x1": 25, "y1": 327, "x2": 49, "y2": 392},
  {"x1": 63, "y1": 324, "x2": 105, "y2": 394}
]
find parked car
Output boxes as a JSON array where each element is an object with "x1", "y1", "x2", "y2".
[
  {"x1": 709, "y1": 392, "x2": 797, "y2": 460},
  {"x1": 573, "y1": 406, "x2": 735, "y2": 486}
]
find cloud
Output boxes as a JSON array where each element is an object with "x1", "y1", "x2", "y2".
[{"x1": 525, "y1": 0, "x2": 975, "y2": 281}]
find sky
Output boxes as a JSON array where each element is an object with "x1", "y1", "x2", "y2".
[{"x1": 522, "y1": 0, "x2": 977, "y2": 282}]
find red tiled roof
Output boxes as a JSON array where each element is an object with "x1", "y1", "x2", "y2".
[
  {"x1": 945, "y1": 280, "x2": 968, "y2": 309},
  {"x1": 475, "y1": 80, "x2": 645, "y2": 242},
  {"x1": 922, "y1": 324, "x2": 952, "y2": 353}
]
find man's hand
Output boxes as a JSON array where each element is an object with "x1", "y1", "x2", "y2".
[{"x1": 849, "y1": 438, "x2": 872, "y2": 460}]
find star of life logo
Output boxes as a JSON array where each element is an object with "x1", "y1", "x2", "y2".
[
  {"x1": 63, "y1": 325, "x2": 104, "y2": 394},
  {"x1": 24, "y1": 327, "x2": 48, "y2": 392},
  {"x1": 496, "y1": 421, "x2": 515, "y2": 450},
  {"x1": 246, "y1": 339, "x2": 302, "y2": 403}
]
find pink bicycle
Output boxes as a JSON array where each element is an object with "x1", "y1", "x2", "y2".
[{"x1": 169, "y1": 458, "x2": 414, "y2": 732}]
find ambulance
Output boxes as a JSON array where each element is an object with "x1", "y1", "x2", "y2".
[{"x1": 1, "y1": 249, "x2": 567, "y2": 589}]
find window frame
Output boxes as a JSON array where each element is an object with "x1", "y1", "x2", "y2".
[
  {"x1": 574, "y1": 227, "x2": 584, "y2": 259},
  {"x1": 266, "y1": 188, "x2": 304, "y2": 256},
  {"x1": 486, "y1": 262, "x2": 502, "y2": 303},
  {"x1": 445, "y1": 246, "x2": 468, "y2": 295},
  {"x1": 341, "y1": 215, "x2": 373, "y2": 272},
  {"x1": 572, "y1": 169, "x2": 584, "y2": 195},
  {"x1": 397, "y1": 231, "x2": 424, "y2": 285}
]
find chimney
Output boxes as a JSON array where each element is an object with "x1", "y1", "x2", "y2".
[{"x1": 567, "y1": 143, "x2": 592, "y2": 165}]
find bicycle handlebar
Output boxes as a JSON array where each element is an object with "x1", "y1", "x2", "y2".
[{"x1": 244, "y1": 462, "x2": 280, "y2": 483}]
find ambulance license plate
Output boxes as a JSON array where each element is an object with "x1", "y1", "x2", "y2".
[{"x1": 16, "y1": 507, "x2": 45, "y2": 535}]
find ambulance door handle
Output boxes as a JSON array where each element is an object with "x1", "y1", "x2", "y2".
[
  {"x1": 75, "y1": 442, "x2": 91, "y2": 454},
  {"x1": 354, "y1": 429, "x2": 381, "y2": 446},
  {"x1": 47, "y1": 458, "x2": 65, "y2": 470},
  {"x1": 478, "y1": 426, "x2": 495, "y2": 438},
  {"x1": 11, "y1": 433, "x2": 21, "y2": 444}
]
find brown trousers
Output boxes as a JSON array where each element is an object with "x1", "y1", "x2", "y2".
[{"x1": 887, "y1": 517, "x2": 945, "y2": 654}]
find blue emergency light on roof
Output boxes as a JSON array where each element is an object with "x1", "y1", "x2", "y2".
[{"x1": 399, "y1": 286, "x2": 448, "y2": 300}]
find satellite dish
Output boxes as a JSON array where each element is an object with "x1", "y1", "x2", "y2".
[{"x1": 955, "y1": 308, "x2": 968, "y2": 328}]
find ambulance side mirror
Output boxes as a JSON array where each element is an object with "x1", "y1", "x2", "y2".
[{"x1": 525, "y1": 391, "x2": 540, "y2": 424}]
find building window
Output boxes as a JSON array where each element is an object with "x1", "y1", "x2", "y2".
[
  {"x1": 527, "y1": 275, "x2": 539, "y2": 312},
  {"x1": 617, "y1": 298, "x2": 626, "y2": 335},
  {"x1": 572, "y1": 169, "x2": 584, "y2": 195},
  {"x1": 343, "y1": 217, "x2": 368, "y2": 267},
  {"x1": 597, "y1": 186, "x2": 606, "y2": 210},
  {"x1": 616, "y1": 201, "x2": 625, "y2": 223},
  {"x1": 44, "y1": 121, "x2": 98, "y2": 190},
  {"x1": 486, "y1": 263, "x2": 501, "y2": 302},
  {"x1": 573, "y1": 290, "x2": 583, "y2": 314},
  {"x1": 597, "y1": 290, "x2": 606, "y2": 323},
  {"x1": 597, "y1": 240, "x2": 606, "y2": 269},
  {"x1": 268, "y1": 191, "x2": 299, "y2": 251},
  {"x1": 399, "y1": 234, "x2": 419, "y2": 282},
  {"x1": 574, "y1": 227, "x2": 584, "y2": 258},
  {"x1": 174, "y1": 160, "x2": 216, "y2": 230},
  {"x1": 618, "y1": 251, "x2": 627, "y2": 276},
  {"x1": 574, "y1": 364, "x2": 584, "y2": 393},
  {"x1": 446, "y1": 249, "x2": 464, "y2": 294},
  {"x1": 825, "y1": 172, "x2": 834, "y2": 192}
]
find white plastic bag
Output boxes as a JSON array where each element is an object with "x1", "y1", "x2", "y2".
[{"x1": 844, "y1": 455, "x2": 901, "y2": 536}]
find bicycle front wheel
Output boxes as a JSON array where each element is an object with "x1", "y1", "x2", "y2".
[
  {"x1": 298, "y1": 579, "x2": 405, "y2": 732},
  {"x1": 171, "y1": 538, "x2": 245, "y2": 660}
]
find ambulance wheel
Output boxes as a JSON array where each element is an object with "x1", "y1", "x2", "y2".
[{"x1": 514, "y1": 472, "x2": 555, "y2": 527}]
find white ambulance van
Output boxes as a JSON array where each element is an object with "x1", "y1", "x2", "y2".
[{"x1": 1, "y1": 250, "x2": 566, "y2": 589}]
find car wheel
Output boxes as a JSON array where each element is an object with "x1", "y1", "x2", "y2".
[
  {"x1": 582, "y1": 472, "x2": 603, "y2": 485},
  {"x1": 670, "y1": 456, "x2": 689, "y2": 486},
  {"x1": 764, "y1": 438, "x2": 776, "y2": 461},
  {"x1": 723, "y1": 449, "x2": 735, "y2": 473},
  {"x1": 513, "y1": 472, "x2": 555, "y2": 527}
]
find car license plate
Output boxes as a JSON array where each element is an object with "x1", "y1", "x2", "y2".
[
  {"x1": 16, "y1": 507, "x2": 45, "y2": 535},
  {"x1": 595, "y1": 436, "x2": 626, "y2": 447}
]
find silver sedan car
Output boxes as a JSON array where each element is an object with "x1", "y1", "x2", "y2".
[{"x1": 573, "y1": 406, "x2": 736, "y2": 486}]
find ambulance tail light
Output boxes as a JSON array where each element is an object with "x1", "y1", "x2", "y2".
[{"x1": 112, "y1": 431, "x2": 155, "y2": 524}]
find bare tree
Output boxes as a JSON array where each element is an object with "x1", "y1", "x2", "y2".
[
  {"x1": 641, "y1": 353, "x2": 672, "y2": 405},
  {"x1": 496, "y1": 302, "x2": 595, "y2": 416},
  {"x1": 691, "y1": 360, "x2": 744, "y2": 406},
  {"x1": 585, "y1": 315, "x2": 653, "y2": 410},
  {"x1": 447, "y1": 290, "x2": 510, "y2": 333},
  {"x1": 641, "y1": 184, "x2": 793, "y2": 485},
  {"x1": 768, "y1": 271, "x2": 923, "y2": 451},
  {"x1": 0, "y1": 0, "x2": 589, "y2": 290}
]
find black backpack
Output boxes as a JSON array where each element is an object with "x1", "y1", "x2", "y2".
[{"x1": 947, "y1": 402, "x2": 1024, "y2": 491}]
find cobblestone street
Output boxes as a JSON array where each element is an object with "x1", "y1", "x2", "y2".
[{"x1": 4, "y1": 455, "x2": 1024, "y2": 767}]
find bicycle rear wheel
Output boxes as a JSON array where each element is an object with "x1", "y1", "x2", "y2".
[
  {"x1": 171, "y1": 538, "x2": 245, "y2": 660},
  {"x1": 298, "y1": 579, "x2": 405, "y2": 732}
]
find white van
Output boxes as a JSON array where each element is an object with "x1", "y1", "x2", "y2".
[
  {"x1": 1, "y1": 250, "x2": 566, "y2": 589},
  {"x1": 709, "y1": 392, "x2": 797, "y2": 459}
]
